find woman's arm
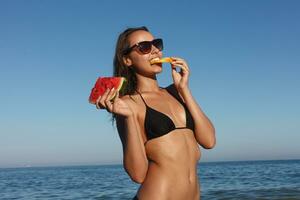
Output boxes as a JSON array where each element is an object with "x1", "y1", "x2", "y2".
[
  {"x1": 115, "y1": 100, "x2": 148, "y2": 183},
  {"x1": 179, "y1": 88, "x2": 216, "y2": 149},
  {"x1": 170, "y1": 57, "x2": 216, "y2": 149},
  {"x1": 96, "y1": 89, "x2": 148, "y2": 183}
]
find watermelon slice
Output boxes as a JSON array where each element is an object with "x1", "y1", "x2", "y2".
[
  {"x1": 89, "y1": 77, "x2": 126, "y2": 104},
  {"x1": 150, "y1": 57, "x2": 173, "y2": 64}
]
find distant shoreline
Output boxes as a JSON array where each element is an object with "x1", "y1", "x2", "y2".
[{"x1": 1, "y1": 158, "x2": 299, "y2": 170}]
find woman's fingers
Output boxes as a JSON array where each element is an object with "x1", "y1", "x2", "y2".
[
  {"x1": 97, "y1": 88, "x2": 109, "y2": 109},
  {"x1": 107, "y1": 87, "x2": 116, "y2": 101},
  {"x1": 170, "y1": 57, "x2": 189, "y2": 72},
  {"x1": 170, "y1": 57, "x2": 190, "y2": 90},
  {"x1": 105, "y1": 88, "x2": 118, "y2": 112},
  {"x1": 95, "y1": 88, "x2": 115, "y2": 110},
  {"x1": 114, "y1": 90, "x2": 119, "y2": 101},
  {"x1": 171, "y1": 62, "x2": 189, "y2": 74},
  {"x1": 95, "y1": 91, "x2": 106, "y2": 109}
]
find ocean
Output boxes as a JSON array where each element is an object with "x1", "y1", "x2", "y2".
[{"x1": 0, "y1": 159, "x2": 299, "y2": 200}]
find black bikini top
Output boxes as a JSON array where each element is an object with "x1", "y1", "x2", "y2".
[{"x1": 136, "y1": 84, "x2": 195, "y2": 143}]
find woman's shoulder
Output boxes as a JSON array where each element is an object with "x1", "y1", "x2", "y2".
[{"x1": 120, "y1": 94, "x2": 140, "y2": 110}]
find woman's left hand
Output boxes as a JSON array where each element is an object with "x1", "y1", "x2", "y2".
[{"x1": 170, "y1": 57, "x2": 190, "y2": 91}]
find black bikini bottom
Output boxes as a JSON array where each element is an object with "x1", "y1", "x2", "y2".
[{"x1": 132, "y1": 195, "x2": 139, "y2": 200}]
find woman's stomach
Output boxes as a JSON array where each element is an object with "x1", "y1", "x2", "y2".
[
  {"x1": 137, "y1": 162, "x2": 200, "y2": 200},
  {"x1": 138, "y1": 129, "x2": 201, "y2": 199},
  {"x1": 145, "y1": 129, "x2": 201, "y2": 164}
]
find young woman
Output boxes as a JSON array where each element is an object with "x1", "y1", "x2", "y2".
[{"x1": 96, "y1": 26, "x2": 216, "y2": 200}]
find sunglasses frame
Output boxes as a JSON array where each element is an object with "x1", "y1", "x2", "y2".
[{"x1": 123, "y1": 38, "x2": 163, "y2": 55}]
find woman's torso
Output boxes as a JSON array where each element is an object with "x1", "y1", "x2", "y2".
[{"x1": 131, "y1": 85, "x2": 201, "y2": 200}]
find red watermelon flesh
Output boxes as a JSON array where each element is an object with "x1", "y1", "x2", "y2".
[{"x1": 89, "y1": 77, "x2": 126, "y2": 104}]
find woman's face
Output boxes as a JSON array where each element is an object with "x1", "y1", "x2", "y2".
[{"x1": 125, "y1": 30, "x2": 163, "y2": 76}]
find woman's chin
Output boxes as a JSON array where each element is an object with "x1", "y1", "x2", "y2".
[
  {"x1": 154, "y1": 68, "x2": 163, "y2": 74},
  {"x1": 152, "y1": 64, "x2": 163, "y2": 73}
]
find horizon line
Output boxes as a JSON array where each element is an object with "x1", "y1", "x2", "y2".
[{"x1": 1, "y1": 158, "x2": 299, "y2": 169}]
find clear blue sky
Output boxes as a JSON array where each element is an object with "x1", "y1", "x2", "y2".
[{"x1": 0, "y1": 0, "x2": 299, "y2": 168}]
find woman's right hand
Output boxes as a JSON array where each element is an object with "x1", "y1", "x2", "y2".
[{"x1": 95, "y1": 88, "x2": 133, "y2": 117}]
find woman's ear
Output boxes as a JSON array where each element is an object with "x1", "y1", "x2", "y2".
[{"x1": 123, "y1": 56, "x2": 132, "y2": 67}]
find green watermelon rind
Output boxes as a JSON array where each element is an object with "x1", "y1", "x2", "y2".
[{"x1": 110, "y1": 77, "x2": 126, "y2": 101}]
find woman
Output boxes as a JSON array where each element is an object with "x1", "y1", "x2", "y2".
[{"x1": 96, "y1": 26, "x2": 216, "y2": 200}]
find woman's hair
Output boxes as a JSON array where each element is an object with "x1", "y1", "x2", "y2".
[{"x1": 113, "y1": 26, "x2": 149, "y2": 96}]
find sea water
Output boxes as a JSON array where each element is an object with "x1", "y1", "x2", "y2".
[{"x1": 1, "y1": 160, "x2": 299, "y2": 200}]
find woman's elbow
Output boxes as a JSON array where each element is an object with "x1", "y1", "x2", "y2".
[
  {"x1": 199, "y1": 135, "x2": 216, "y2": 149},
  {"x1": 126, "y1": 168, "x2": 147, "y2": 183},
  {"x1": 205, "y1": 127, "x2": 216, "y2": 149},
  {"x1": 203, "y1": 139, "x2": 216, "y2": 149},
  {"x1": 124, "y1": 162, "x2": 148, "y2": 183},
  {"x1": 196, "y1": 129, "x2": 216, "y2": 149},
  {"x1": 129, "y1": 171, "x2": 146, "y2": 183}
]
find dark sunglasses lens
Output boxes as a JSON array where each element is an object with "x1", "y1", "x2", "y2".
[
  {"x1": 153, "y1": 39, "x2": 163, "y2": 51},
  {"x1": 138, "y1": 41, "x2": 152, "y2": 54}
]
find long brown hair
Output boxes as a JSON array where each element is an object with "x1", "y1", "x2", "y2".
[
  {"x1": 111, "y1": 26, "x2": 149, "y2": 123},
  {"x1": 113, "y1": 26, "x2": 149, "y2": 96}
]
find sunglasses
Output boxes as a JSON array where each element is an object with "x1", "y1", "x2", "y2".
[{"x1": 124, "y1": 38, "x2": 163, "y2": 55}]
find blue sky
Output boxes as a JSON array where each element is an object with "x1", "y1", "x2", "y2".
[{"x1": 0, "y1": 0, "x2": 299, "y2": 168}]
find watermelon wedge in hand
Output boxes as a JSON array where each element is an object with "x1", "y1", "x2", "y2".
[{"x1": 89, "y1": 77, "x2": 126, "y2": 104}]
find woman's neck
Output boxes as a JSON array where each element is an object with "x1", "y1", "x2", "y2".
[{"x1": 136, "y1": 75, "x2": 160, "y2": 93}]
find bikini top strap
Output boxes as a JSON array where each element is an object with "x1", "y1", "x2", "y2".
[
  {"x1": 165, "y1": 84, "x2": 185, "y2": 105},
  {"x1": 135, "y1": 90, "x2": 148, "y2": 106}
]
